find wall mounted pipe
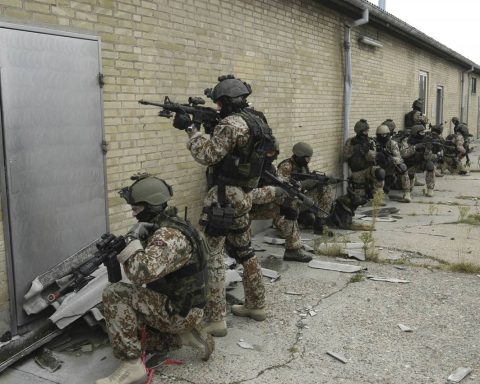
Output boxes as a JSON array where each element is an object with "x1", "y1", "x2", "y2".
[
  {"x1": 461, "y1": 66, "x2": 474, "y2": 123},
  {"x1": 342, "y1": 8, "x2": 369, "y2": 194}
]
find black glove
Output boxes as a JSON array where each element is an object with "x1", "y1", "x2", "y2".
[
  {"x1": 127, "y1": 222, "x2": 157, "y2": 241},
  {"x1": 173, "y1": 111, "x2": 193, "y2": 131},
  {"x1": 300, "y1": 179, "x2": 319, "y2": 191},
  {"x1": 376, "y1": 152, "x2": 387, "y2": 167},
  {"x1": 415, "y1": 143, "x2": 425, "y2": 152}
]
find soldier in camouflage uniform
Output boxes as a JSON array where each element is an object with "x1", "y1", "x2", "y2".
[
  {"x1": 375, "y1": 124, "x2": 411, "y2": 202},
  {"x1": 405, "y1": 98, "x2": 428, "y2": 128},
  {"x1": 277, "y1": 142, "x2": 334, "y2": 235},
  {"x1": 172, "y1": 75, "x2": 272, "y2": 337},
  {"x1": 399, "y1": 124, "x2": 436, "y2": 197},
  {"x1": 249, "y1": 141, "x2": 312, "y2": 262},
  {"x1": 96, "y1": 175, "x2": 213, "y2": 384},
  {"x1": 343, "y1": 119, "x2": 385, "y2": 205},
  {"x1": 443, "y1": 120, "x2": 467, "y2": 175}
]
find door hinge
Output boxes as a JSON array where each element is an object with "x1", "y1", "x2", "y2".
[{"x1": 98, "y1": 73, "x2": 104, "y2": 88}]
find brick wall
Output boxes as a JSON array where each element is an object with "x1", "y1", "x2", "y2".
[{"x1": 0, "y1": 0, "x2": 476, "y2": 314}]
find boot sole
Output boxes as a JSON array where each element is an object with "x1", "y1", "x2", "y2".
[{"x1": 231, "y1": 310, "x2": 266, "y2": 321}]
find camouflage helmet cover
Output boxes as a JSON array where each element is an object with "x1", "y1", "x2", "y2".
[
  {"x1": 382, "y1": 119, "x2": 396, "y2": 134},
  {"x1": 209, "y1": 74, "x2": 252, "y2": 102},
  {"x1": 376, "y1": 124, "x2": 390, "y2": 135},
  {"x1": 431, "y1": 124, "x2": 444, "y2": 134},
  {"x1": 354, "y1": 119, "x2": 369, "y2": 134},
  {"x1": 120, "y1": 173, "x2": 173, "y2": 206},
  {"x1": 410, "y1": 124, "x2": 426, "y2": 137},
  {"x1": 292, "y1": 142, "x2": 313, "y2": 157},
  {"x1": 451, "y1": 116, "x2": 460, "y2": 125}
]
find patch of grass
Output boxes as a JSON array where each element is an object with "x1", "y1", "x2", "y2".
[
  {"x1": 458, "y1": 213, "x2": 480, "y2": 226},
  {"x1": 427, "y1": 202, "x2": 439, "y2": 216},
  {"x1": 349, "y1": 274, "x2": 365, "y2": 283},
  {"x1": 360, "y1": 231, "x2": 378, "y2": 262},
  {"x1": 442, "y1": 261, "x2": 480, "y2": 274},
  {"x1": 288, "y1": 346, "x2": 299, "y2": 353},
  {"x1": 457, "y1": 205, "x2": 471, "y2": 221}
]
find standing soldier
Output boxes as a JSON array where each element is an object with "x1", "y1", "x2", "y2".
[
  {"x1": 277, "y1": 142, "x2": 334, "y2": 235},
  {"x1": 96, "y1": 174, "x2": 213, "y2": 384},
  {"x1": 374, "y1": 124, "x2": 411, "y2": 202},
  {"x1": 405, "y1": 98, "x2": 428, "y2": 128},
  {"x1": 172, "y1": 75, "x2": 272, "y2": 337},
  {"x1": 400, "y1": 124, "x2": 436, "y2": 197},
  {"x1": 343, "y1": 119, "x2": 385, "y2": 205},
  {"x1": 249, "y1": 140, "x2": 312, "y2": 262}
]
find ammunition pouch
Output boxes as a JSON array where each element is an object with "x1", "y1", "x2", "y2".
[
  {"x1": 396, "y1": 163, "x2": 408, "y2": 174},
  {"x1": 201, "y1": 203, "x2": 235, "y2": 236},
  {"x1": 374, "y1": 168, "x2": 386, "y2": 181}
]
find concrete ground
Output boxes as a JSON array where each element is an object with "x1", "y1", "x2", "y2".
[{"x1": 1, "y1": 143, "x2": 479, "y2": 384}]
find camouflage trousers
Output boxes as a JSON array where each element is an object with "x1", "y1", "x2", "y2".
[
  {"x1": 385, "y1": 171, "x2": 410, "y2": 192},
  {"x1": 302, "y1": 185, "x2": 334, "y2": 219},
  {"x1": 102, "y1": 282, "x2": 203, "y2": 361},
  {"x1": 249, "y1": 185, "x2": 301, "y2": 250},
  {"x1": 350, "y1": 166, "x2": 384, "y2": 203},
  {"x1": 201, "y1": 185, "x2": 265, "y2": 322},
  {"x1": 442, "y1": 156, "x2": 466, "y2": 174},
  {"x1": 407, "y1": 165, "x2": 435, "y2": 190}
]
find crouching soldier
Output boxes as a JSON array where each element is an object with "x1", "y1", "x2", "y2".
[
  {"x1": 400, "y1": 125, "x2": 436, "y2": 197},
  {"x1": 343, "y1": 119, "x2": 385, "y2": 204},
  {"x1": 96, "y1": 174, "x2": 213, "y2": 384},
  {"x1": 277, "y1": 142, "x2": 334, "y2": 235}
]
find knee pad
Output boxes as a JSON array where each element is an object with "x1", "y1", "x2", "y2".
[
  {"x1": 374, "y1": 168, "x2": 386, "y2": 181},
  {"x1": 231, "y1": 243, "x2": 255, "y2": 263},
  {"x1": 397, "y1": 163, "x2": 408, "y2": 174},
  {"x1": 425, "y1": 161, "x2": 435, "y2": 172},
  {"x1": 279, "y1": 205, "x2": 299, "y2": 220}
]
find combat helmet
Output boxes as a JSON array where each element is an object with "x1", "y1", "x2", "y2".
[
  {"x1": 354, "y1": 119, "x2": 369, "y2": 134},
  {"x1": 431, "y1": 124, "x2": 444, "y2": 134},
  {"x1": 292, "y1": 142, "x2": 313, "y2": 157},
  {"x1": 412, "y1": 98, "x2": 423, "y2": 110},
  {"x1": 206, "y1": 74, "x2": 252, "y2": 103},
  {"x1": 451, "y1": 116, "x2": 460, "y2": 125},
  {"x1": 382, "y1": 119, "x2": 396, "y2": 135},
  {"x1": 119, "y1": 173, "x2": 173, "y2": 206},
  {"x1": 376, "y1": 124, "x2": 390, "y2": 135},
  {"x1": 411, "y1": 124, "x2": 426, "y2": 137}
]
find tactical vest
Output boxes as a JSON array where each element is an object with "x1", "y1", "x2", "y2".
[
  {"x1": 214, "y1": 108, "x2": 274, "y2": 189},
  {"x1": 347, "y1": 136, "x2": 371, "y2": 172},
  {"x1": 404, "y1": 111, "x2": 415, "y2": 128},
  {"x1": 257, "y1": 161, "x2": 277, "y2": 188},
  {"x1": 145, "y1": 212, "x2": 209, "y2": 317},
  {"x1": 404, "y1": 136, "x2": 425, "y2": 167},
  {"x1": 278, "y1": 157, "x2": 310, "y2": 177},
  {"x1": 444, "y1": 134, "x2": 457, "y2": 157}
]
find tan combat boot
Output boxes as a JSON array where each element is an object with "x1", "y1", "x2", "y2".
[
  {"x1": 231, "y1": 305, "x2": 266, "y2": 321},
  {"x1": 204, "y1": 320, "x2": 227, "y2": 337},
  {"x1": 423, "y1": 188, "x2": 434, "y2": 197},
  {"x1": 402, "y1": 191, "x2": 411, "y2": 203},
  {"x1": 179, "y1": 326, "x2": 214, "y2": 361},
  {"x1": 95, "y1": 358, "x2": 147, "y2": 384}
]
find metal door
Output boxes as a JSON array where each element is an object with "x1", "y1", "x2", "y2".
[{"x1": 0, "y1": 24, "x2": 108, "y2": 329}]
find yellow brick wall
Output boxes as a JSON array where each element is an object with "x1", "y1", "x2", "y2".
[{"x1": 0, "y1": 1, "x2": 477, "y2": 314}]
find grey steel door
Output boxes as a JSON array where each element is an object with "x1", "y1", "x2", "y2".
[{"x1": 0, "y1": 26, "x2": 108, "y2": 328}]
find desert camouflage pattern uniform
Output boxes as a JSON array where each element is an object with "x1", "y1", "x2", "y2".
[
  {"x1": 249, "y1": 182, "x2": 302, "y2": 251},
  {"x1": 383, "y1": 139, "x2": 411, "y2": 192},
  {"x1": 102, "y1": 227, "x2": 203, "y2": 361},
  {"x1": 443, "y1": 133, "x2": 466, "y2": 174},
  {"x1": 277, "y1": 159, "x2": 334, "y2": 219},
  {"x1": 399, "y1": 137, "x2": 435, "y2": 190},
  {"x1": 188, "y1": 114, "x2": 265, "y2": 321},
  {"x1": 343, "y1": 138, "x2": 384, "y2": 201}
]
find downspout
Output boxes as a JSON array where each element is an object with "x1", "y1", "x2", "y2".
[
  {"x1": 460, "y1": 66, "x2": 474, "y2": 123},
  {"x1": 342, "y1": 8, "x2": 369, "y2": 194}
]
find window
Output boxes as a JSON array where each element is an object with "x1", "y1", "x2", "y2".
[
  {"x1": 472, "y1": 77, "x2": 477, "y2": 95},
  {"x1": 419, "y1": 71, "x2": 428, "y2": 114}
]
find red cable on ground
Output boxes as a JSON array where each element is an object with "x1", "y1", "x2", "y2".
[{"x1": 140, "y1": 326, "x2": 155, "y2": 384}]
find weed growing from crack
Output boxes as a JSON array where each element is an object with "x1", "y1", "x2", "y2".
[
  {"x1": 444, "y1": 261, "x2": 480, "y2": 274},
  {"x1": 427, "y1": 202, "x2": 439, "y2": 216},
  {"x1": 360, "y1": 230, "x2": 378, "y2": 262},
  {"x1": 349, "y1": 273, "x2": 365, "y2": 283},
  {"x1": 457, "y1": 205, "x2": 471, "y2": 221},
  {"x1": 313, "y1": 232, "x2": 350, "y2": 257},
  {"x1": 288, "y1": 346, "x2": 299, "y2": 353}
]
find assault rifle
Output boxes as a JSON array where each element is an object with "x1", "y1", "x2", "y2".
[
  {"x1": 47, "y1": 233, "x2": 126, "y2": 302},
  {"x1": 139, "y1": 96, "x2": 219, "y2": 134},
  {"x1": 291, "y1": 171, "x2": 342, "y2": 192},
  {"x1": 263, "y1": 170, "x2": 329, "y2": 216}
]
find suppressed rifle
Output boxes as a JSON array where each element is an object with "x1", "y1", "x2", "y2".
[
  {"x1": 47, "y1": 233, "x2": 126, "y2": 302},
  {"x1": 139, "y1": 96, "x2": 219, "y2": 134},
  {"x1": 263, "y1": 170, "x2": 329, "y2": 216},
  {"x1": 291, "y1": 171, "x2": 342, "y2": 189}
]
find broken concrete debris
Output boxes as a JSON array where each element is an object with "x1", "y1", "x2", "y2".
[
  {"x1": 367, "y1": 276, "x2": 410, "y2": 283},
  {"x1": 285, "y1": 291, "x2": 303, "y2": 296},
  {"x1": 237, "y1": 339, "x2": 254, "y2": 350},
  {"x1": 261, "y1": 268, "x2": 280, "y2": 281},
  {"x1": 447, "y1": 367, "x2": 473, "y2": 383},
  {"x1": 34, "y1": 348, "x2": 62, "y2": 373},
  {"x1": 397, "y1": 323, "x2": 413, "y2": 332},
  {"x1": 308, "y1": 260, "x2": 364, "y2": 273},
  {"x1": 326, "y1": 351, "x2": 347, "y2": 364},
  {"x1": 263, "y1": 236, "x2": 285, "y2": 245}
]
